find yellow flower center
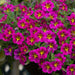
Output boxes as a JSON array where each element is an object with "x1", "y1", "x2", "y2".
[
  {"x1": 22, "y1": 8, "x2": 25, "y2": 12},
  {"x1": 8, "y1": 48, "x2": 12, "y2": 52},
  {"x1": 33, "y1": 54, "x2": 38, "y2": 59},
  {"x1": 65, "y1": 47, "x2": 68, "y2": 52},
  {"x1": 59, "y1": 27, "x2": 63, "y2": 31},
  {"x1": 26, "y1": 20, "x2": 29, "y2": 23},
  {"x1": 40, "y1": 50, "x2": 44, "y2": 55},
  {"x1": 43, "y1": 28, "x2": 47, "y2": 32},
  {"x1": 54, "y1": 63, "x2": 58, "y2": 67},
  {"x1": 73, "y1": 41, "x2": 75, "y2": 45},
  {"x1": 16, "y1": 36, "x2": 20, "y2": 41},
  {"x1": 72, "y1": 53, "x2": 75, "y2": 56},
  {"x1": 49, "y1": 43, "x2": 53, "y2": 48},
  {"x1": 30, "y1": 25, "x2": 33, "y2": 29},
  {"x1": 8, "y1": 30, "x2": 11, "y2": 34},
  {"x1": 58, "y1": 57, "x2": 62, "y2": 61},
  {"x1": 54, "y1": 22, "x2": 58, "y2": 26},
  {"x1": 24, "y1": 49, "x2": 27, "y2": 52},
  {"x1": 71, "y1": 19, "x2": 74, "y2": 23},
  {"x1": 62, "y1": 41, "x2": 64, "y2": 44},
  {"x1": 15, "y1": 7, "x2": 19, "y2": 11},
  {"x1": 38, "y1": 34, "x2": 42, "y2": 39},
  {"x1": 45, "y1": 4, "x2": 50, "y2": 9},
  {"x1": 21, "y1": 23, "x2": 25, "y2": 27},
  {"x1": 38, "y1": 13, "x2": 41, "y2": 17},
  {"x1": 46, "y1": 65, "x2": 50, "y2": 70},
  {"x1": 30, "y1": 38, "x2": 34, "y2": 43},
  {"x1": 62, "y1": 6, "x2": 65, "y2": 9},
  {"x1": 33, "y1": 30, "x2": 37, "y2": 34},
  {"x1": 70, "y1": 68, "x2": 74, "y2": 72},
  {"x1": 61, "y1": 33, "x2": 65, "y2": 37},
  {"x1": 47, "y1": 34, "x2": 52, "y2": 39},
  {"x1": 49, "y1": 15, "x2": 53, "y2": 19},
  {"x1": 6, "y1": 9, "x2": 9, "y2": 12}
]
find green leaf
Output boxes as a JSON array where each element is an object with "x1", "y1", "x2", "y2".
[{"x1": 0, "y1": 14, "x2": 4, "y2": 20}]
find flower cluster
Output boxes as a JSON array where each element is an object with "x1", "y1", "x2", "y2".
[{"x1": 0, "y1": 0, "x2": 75, "y2": 75}]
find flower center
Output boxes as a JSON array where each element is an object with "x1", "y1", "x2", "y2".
[
  {"x1": 49, "y1": 43, "x2": 53, "y2": 48},
  {"x1": 72, "y1": 53, "x2": 75, "y2": 56},
  {"x1": 21, "y1": 23, "x2": 25, "y2": 27},
  {"x1": 24, "y1": 49, "x2": 27, "y2": 52},
  {"x1": 59, "y1": 27, "x2": 63, "y2": 31},
  {"x1": 45, "y1": 4, "x2": 50, "y2": 9},
  {"x1": 40, "y1": 50, "x2": 44, "y2": 55},
  {"x1": 70, "y1": 68, "x2": 74, "y2": 72},
  {"x1": 30, "y1": 38, "x2": 34, "y2": 43},
  {"x1": 62, "y1": 6, "x2": 65, "y2": 9},
  {"x1": 38, "y1": 34, "x2": 42, "y2": 39},
  {"x1": 16, "y1": 36, "x2": 20, "y2": 41},
  {"x1": 64, "y1": 47, "x2": 68, "y2": 51},
  {"x1": 49, "y1": 15, "x2": 53, "y2": 19},
  {"x1": 58, "y1": 57, "x2": 62, "y2": 61},
  {"x1": 8, "y1": 48, "x2": 12, "y2": 52},
  {"x1": 71, "y1": 18, "x2": 74, "y2": 23},
  {"x1": 47, "y1": 34, "x2": 52, "y2": 39},
  {"x1": 8, "y1": 30, "x2": 11, "y2": 34},
  {"x1": 54, "y1": 63, "x2": 58, "y2": 67},
  {"x1": 22, "y1": 8, "x2": 25, "y2": 12},
  {"x1": 38, "y1": 13, "x2": 41, "y2": 17},
  {"x1": 54, "y1": 22, "x2": 58, "y2": 26},
  {"x1": 30, "y1": 25, "x2": 33, "y2": 29},
  {"x1": 33, "y1": 54, "x2": 38, "y2": 59},
  {"x1": 61, "y1": 33, "x2": 65, "y2": 37},
  {"x1": 46, "y1": 65, "x2": 50, "y2": 70},
  {"x1": 73, "y1": 41, "x2": 75, "y2": 45}
]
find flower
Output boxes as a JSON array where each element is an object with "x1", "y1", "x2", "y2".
[
  {"x1": 20, "y1": 5, "x2": 27, "y2": 13},
  {"x1": 66, "y1": 64, "x2": 75, "y2": 75},
  {"x1": 61, "y1": 43, "x2": 72, "y2": 55},
  {"x1": 19, "y1": 55, "x2": 26, "y2": 65},
  {"x1": 42, "y1": 0, "x2": 54, "y2": 11},
  {"x1": 37, "y1": 47, "x2": 48, "y2": 59},
  {"x1": 55, "y1": 53, "x2": 66, "y2": 63},
  {"x1": 12, "y1": 32, "x2": 24, "y2": 45},
  {"x1": 34, "y1": 9, "x2": 44, "y2": 19},
  {"x1": 26, "y1": 35, "x2": 38, "y2": 46},
  {"x1": 44, "y1": 30, "x2": 56, "y2": 42},
  {"x1": 17, "y1": 19, "x2": 28, "y2": 29},
  {"x1": 42, "y1": 61, "x2": 53, "y2": 74},
  {"x1": 52, "y1": 60, "x2": 62, "y2": 71},
  {"x1": 70, "y1": 51, "x2": 75, "y2": 59},
  {"x1": 68, "y1": 12, "x2": 75, "y2": 25},
  {"x1": 4, "y1": 46, "x2": 12, "y2": 56},
  {"x1": 47, "y1": 40, "x2": 58, "y2": 53},
  {"x1": 29, "y1": 50, "x2": 40, "y2": 63},
  {"x1": 57, "y1": 29, "x2": 70, "y2": 40}
]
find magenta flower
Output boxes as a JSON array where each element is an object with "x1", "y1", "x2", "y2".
[
  {"x1": 59, "y1": 3, "x2": 68, "y2": 11},
  {"x1": 55, "y1": 53, "x2": 66, "y2": 63},
  {"x1": 26, "y1": 35, "x2": 38, "y2": 46},
  {"x1": 20, "y1": 45, "x2": 28, "y2": 53},
  {"x1": 3, "y1": 4, "x2": 14, "y2": 12},
  {"x1": 30, "y1": 27, "x2": 39, "y2": 35},
  {"x1": 2, "y1": 33, "x2": 11, "y2": 41},
  {"x1": 57, "y1": 29, "x2": 70, "y2": 40},
  {"x1": 19, "y1": 55, "x2": 26, "y2": 65},
  {"x1": 14, "y1": 49, "x2": 25, "y2": 60},
  {"x1": 70, "y1": 51, "x2": 75, "y2": 59},
  {"x1": 49, "y1": 19, "x2": 62, "y2": 30},
  {"x1": 46, "y1": 11, "x2": 57, "y2": 20},
  {"x1": 68, "y1": 26, "x2": 75, "y2": 39},
  {"x1": 17, "y1": 19, "x2": 28, "y2": 29},
  {"x1": 66, "y1": 64, "x2": 75, "y2": 75},
  {"x1": 4, "y1": 46, "x2": 13, "y2": 56},
  {"x1": 12, "y1": 32, "x2": 24, "y2": 45},
  {"x1": 4, "y1": 27, "x2": 15, "y2": 36},
  {"x1": 34, "y1": 9, "x2": 44, "y2": 19},
  {"x1": 61, "y1": 43, "x2": 72, "y2": 55},
  {"x1": 20, "y1": 5, "x2": 27, "y2": 13},
  {"x1": 42, "y1": 0, "x2": 54, "y2": 11},
  {"x1": 44, "y1": 30, "x2": 56, "y2": 42},
  {"x1": 70, "y1": 38, "x2": 75, "y2": 47},
  {"x1": 37, "y1": 47, "x2": 48, "y2": 59},
  {"x1": 59, "y1": 0, "x2": 66, "y2": 2},
  {"x1": 52, "y1": 60, "x2": 62, "y2": 71},
  {"x1": 29, "y1": 50, "x2": 40, "y2": 63},
  {"x1": 35, "y1": 30, "x2": 45, "y2": 42},
  {"x1": 68, "y1": 13, "x2": 75, "y2": 25},
  {"x1": 42, "y1": 61, "x2": 53, "y2": 74},
  {"x1": 47, "y1": 40, "x2": 58, "y2": 53}
]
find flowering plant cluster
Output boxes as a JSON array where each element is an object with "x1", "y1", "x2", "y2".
[{"x1": 0, "y1": 0, "x2": 75, "y2": 75}]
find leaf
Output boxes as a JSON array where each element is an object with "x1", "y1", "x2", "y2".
[{"x1": 0, "y1": 14, "x2": 4, "y2": 20}]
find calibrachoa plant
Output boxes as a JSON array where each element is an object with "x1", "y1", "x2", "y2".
[{"x1": 0, "y1": 0, "x2": 75, "y2": 75}]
